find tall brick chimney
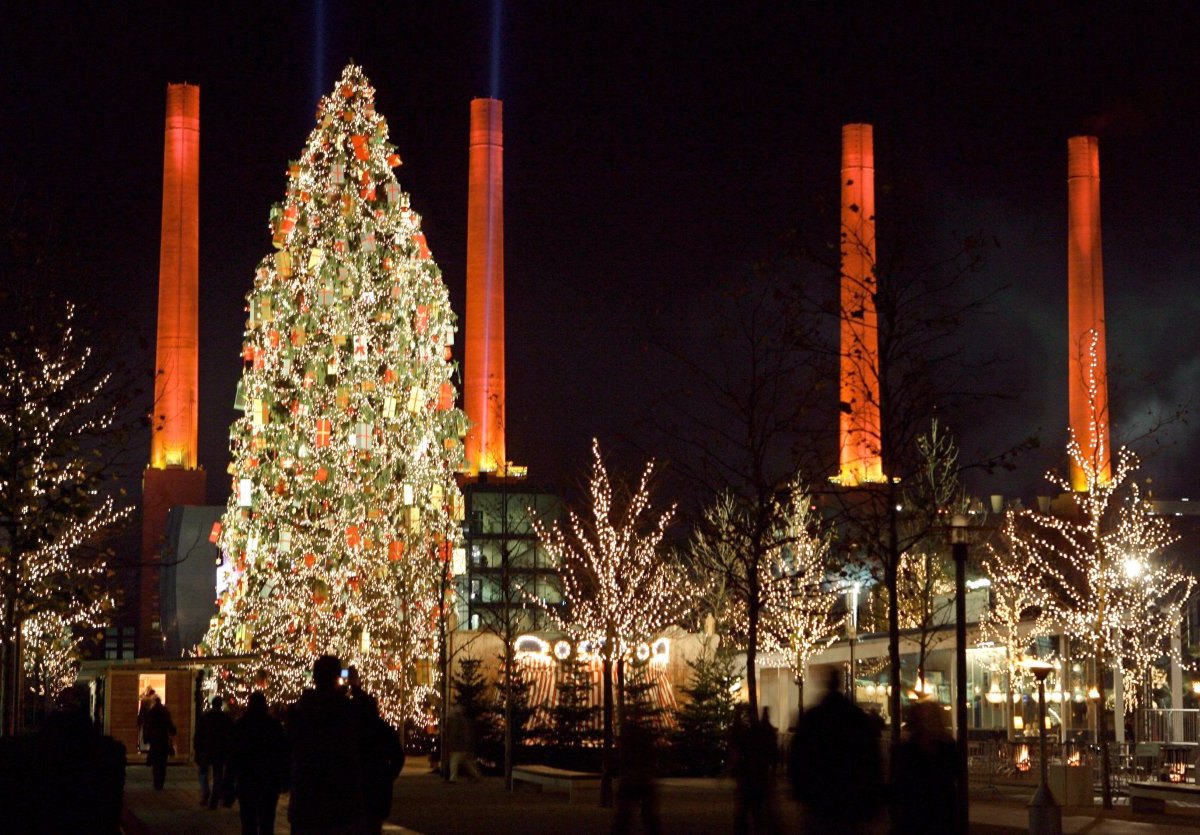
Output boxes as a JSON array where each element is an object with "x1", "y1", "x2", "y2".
[
  {"x1": 140, "y1": 84, "x2": 207, "y2": 654},
  {"x1": 837, "y1": 124, "x2": 884, "y2": 485},
  {"x1": 1067, "y1": 135, "x2": 1111, "y2": 491},
  {"x1": 464, "y1": 98, "x2": 506, "y2": 476}
]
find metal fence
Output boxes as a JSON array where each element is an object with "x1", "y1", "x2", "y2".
[
  {"x1": 967, "y1": 739, "x2": 1159, "y2": 796},
  {"x1": 1139, "y1": 708, "x2": 1200, "y2": 744}
]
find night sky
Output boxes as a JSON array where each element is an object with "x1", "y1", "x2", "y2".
[{"x1": 4, "y1": 3, "x2": 1199, "y2": 506}]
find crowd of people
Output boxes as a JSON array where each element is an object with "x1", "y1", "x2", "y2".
[
  {"x1": 786, "y1": 668, "x2": 955, "y2": 835},
  {"x1": 14, "y1": 657, "x2": 961, "y2": 834},
  {"x1": 607, "y1": 666, "x2": 955, "y2": 835},
  {"x1": 138, "y1": 655, "x2": 404, "y2": 835}
]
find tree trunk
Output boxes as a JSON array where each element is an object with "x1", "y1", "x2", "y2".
[
  {"x1": 438, "y1": 607, "x2": 450, "y2": 780},
  {"x1": 747, "y1": 558, "x2": 760, "y2": 723},
  {"x1": 1096, "y1": 644, "x2": 1113, "y2": 809},
  {"x1": 601, "y1": 634, "x2": 615, "y2": 807},
  {"x1": 617, "y1": 655, "x2": 626, "y2": 727},
  {"x1": 1005, "y1": 663, "x2": 1014, "y2": 743},
  {"x1": 2, "y1": 602, "x2": 22, "y2": 736},
  {"x1": 796, "y1": 673, "x2": 805, "y2": 719},
  {"x1": 0, "y1": 632, "x2": 13, "y2": 737},
  {"x1": 503, "y1": 641, "x2": 514, "y2": 790},
  {"x1": 886, "y1": 557, "x2": 902, "y2": 746}
]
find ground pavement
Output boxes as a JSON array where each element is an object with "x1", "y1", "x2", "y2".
[{"x1": 122, "y1": 761, "x2": 1200, "y2": 834}]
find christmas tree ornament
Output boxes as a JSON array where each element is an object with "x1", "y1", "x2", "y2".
[{"x1": 202, "y1": 65, "x2": 464, "y2": 725}]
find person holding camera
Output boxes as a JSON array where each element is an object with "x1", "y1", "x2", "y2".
[{"x1": 286, "y1": 655, "x2": 363, "y2": 834}]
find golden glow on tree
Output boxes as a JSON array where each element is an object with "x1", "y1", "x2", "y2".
[
  {"x1": 980, "y1": 512, "x2": 1053, "y2": 696},
  {"x1": 1006, "y1": 432, "x2": 1193, "y2": 805},
  {"x1": 757, "y1": 491, "x2": 844, "y2": 682},
  {"x1": 23, "y1": 611, "x2": 90, "y2": 699},
  {"x1": 200, "y1": 65, "x2": 466, "y2": 724},
  {"x1": 533, "y1": 440, "x2": 690, "y2": 650},
  {"x1": 0, "y1": 300, "x2": 129, "y2": 723},
  {"x1": 1024, "y1": 444, "x2": 1184, "y2": 667}
]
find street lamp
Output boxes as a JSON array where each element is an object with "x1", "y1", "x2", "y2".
[
  {"x1": 848, "y1": 581, "x2": 860, "y2": 704},
  {"x1": 1024, "y1": 658, "x2": 1062, "y2": 835},
  {"x1": 950, "y1": 513, "x2": 971, "y2": 835}
]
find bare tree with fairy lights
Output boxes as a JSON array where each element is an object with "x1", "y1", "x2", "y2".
[
  {"x1": 0, "y1": 296, "x2": 135, "y2": 733},
  {"x1": 1015, "y1": 426, "x2": 1192, "y2": 807},
  {"x1": 533, "y1": 439, "x2": 691, "y2": 807}
]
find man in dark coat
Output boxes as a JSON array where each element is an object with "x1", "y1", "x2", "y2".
[
  {"x1": 348, "y1": 668, "x2": 405, "y2": 835},
  {"x1": 732, "y1": 707, "x2": 781, "y2": 835},
  {"x1": 195, "y1": 694, "x2": 234, "y2": 808},
  {"x1": 611, "y1": 707, "x2": 661, "y2": 835},
  {"x1": 229, "y1": 691, "x2": 289, "y2": 835},
  {"x1": 789, "y1": 668, "x2": 884, "y2": 835},
  {"x1": 890, "y1": 700, "x2": 957, "y2": 834},
  {"x1": 287, "y1": 655, "x2": 363, "y2": 834},
  {"x1": 142, "y1": 695, "x2": 176, "y2": 790}
]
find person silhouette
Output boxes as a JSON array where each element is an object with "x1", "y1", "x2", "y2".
[
  {"x1": 229, "y1": 691, "x2": 288, "y2": 835},
  {"x1": 348, "y1": 668, "x2": 405, "y2": 835},
  {"x1": 890, "y1": 699, "x2": 956, "y2": 834},
  {"x1": 731, "y1": 705, "x2": 782, "y2": 834},
  {"x1": 610, "y1": 703, "x2": 661, "y2": 835},
  {"x1": 142, "y1": 695, "x2": 176, "y2": 791},
  {"x1": 287, "y1": 655, "x2": 363, "y2": 834},
  {"x1": 788, "y1": 668, "x2": 883, "y2": 834},
  {"x1": 195, "y1": 695, "x2": 233, "y2": 808}
]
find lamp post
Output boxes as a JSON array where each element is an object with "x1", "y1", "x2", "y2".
[
  {"x1": 950, "y1": 514, "x2": 970, "y2": 835},
  {"x1": 1025, "y1": 658, "x2": 1062, "y2": 835},
  {"x1": 848, "y1": 581, "x2": 860, "y2": 705}
]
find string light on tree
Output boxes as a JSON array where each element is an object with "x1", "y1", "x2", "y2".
[
  {"x1": 23, "y1": 611, "x2": 91, "y2": 701},
  {"x1": 756, "y1": 488, "x2": 844, "y2": 705},
  {"x1": 0, "y1": 298, "x2": 131, "y2": 731},
  {"x1": 1009, "y1": 405, "x2": 1193, "y2": 807},
  {"x1": 200, "y1": 65, "x2": 466, "y2": 725},
  {"x1": 533, "y1": 440, "x2": 691, "y2": 650},
  {"x1": 980, "y1": 512, "x2": 1054, "y2": 715},
  {"x1": 532, "y1": 439, "x2": 691, "y2": 806}
]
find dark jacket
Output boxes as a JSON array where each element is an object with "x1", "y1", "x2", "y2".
[
  {"x1": 142, "y1": 703, "x2": 176, "y2": 753},
  {"x1": 194, "y1": 706, "x2": 234, "y2": 767},
  {"x1": 229, "y1": 708, "x2": 289, "y2": 798},
  {"x1": 890, "y1": 737, "x2": 957, "y2": 834},
  {"x1": 789, "y1": 691, "x2": 883, "y2": 822},
  {"x1": 287, "y1": 687, "x2": 364, "y2": 828},
  {"x1": 356, "y1": 698, "x2": 405, "y2": 821}
]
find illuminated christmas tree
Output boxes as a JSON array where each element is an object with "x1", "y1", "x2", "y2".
[{"x1": 201, "y1": 65, "x2": 466, "y2": 724}]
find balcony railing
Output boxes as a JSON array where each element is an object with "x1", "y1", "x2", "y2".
[
  {"x1": 1138, "y1": 708, "x2": 1200, "y2": 744},
  {"x1": 966, "y1": 739, "x2": 1189, "y2": 796}
]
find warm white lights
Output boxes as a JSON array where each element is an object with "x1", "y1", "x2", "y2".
[
  {"x1": 200, "y1": 65, "x2": 465, "y2": 724},
  {"x1": 533, "y1": 440, "x2": 690, "y2": 660}
]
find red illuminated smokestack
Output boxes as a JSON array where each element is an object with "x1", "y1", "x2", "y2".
[
  {"x1": 1067, "y1": 135, "x2": 1111, "y2": 491},
  {"x1": 140, "y1": 84, "x2": 207, "y2": 653},
  {"x1": 465, "y1": 98, "x2": 506, "y2": 476},
  {"x1": 152, "y1": 84, "x2": 201, "y2": 470},
  {"x1": 837, "y1": 124, "x2": 884, "y2": 485}
]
